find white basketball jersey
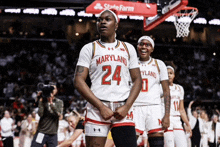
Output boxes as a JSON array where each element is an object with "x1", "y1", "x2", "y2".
[
  {"x1": 77, "y1": 39, "x2": 139, "y2": 102},
  {"x1": 161, "y1": 83, "x2": 184, "y2": 116},
  {"x1": 134, "y1": 57, "x2": 168, "y2": 105}
]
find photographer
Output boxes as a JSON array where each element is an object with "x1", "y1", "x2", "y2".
[{"x1": 31, "y1": 82, "x2": 64, "y2": 147}]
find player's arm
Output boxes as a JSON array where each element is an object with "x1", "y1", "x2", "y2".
[
  {"x1": 114, "y1": 67, "x2": 142, "y2": 120},
  {"x1": 126, "y1": 68, "x2": 142, "y2": 109},
  {"x1": 179, "y1": 100, "x2": 191, "y2": 133},
  {"x1": 73, "y1": 66, "x2": 113, "y2": 120},
  {"x1": 57, "y1": 129, "x2": 83, "y2": 147},
  {"x1": 161, "y1": 80, "x2": 170, "y2": 130}
]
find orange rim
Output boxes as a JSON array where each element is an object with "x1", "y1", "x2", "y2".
[{"x1": 174, "y1": 6, "x2": 198, "y2": 17}]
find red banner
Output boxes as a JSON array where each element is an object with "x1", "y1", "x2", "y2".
[{"x1": 86, "y1": 1, "x2": 157, "y2": 17}]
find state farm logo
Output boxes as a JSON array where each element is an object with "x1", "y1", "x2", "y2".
[
  {"x1": 94, "y1": 3, "x2": 135, "y2": 12},
  {"x1": 94, "y1": 3, "x2": 103, "y2": 10}
]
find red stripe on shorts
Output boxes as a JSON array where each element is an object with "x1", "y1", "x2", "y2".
[
  {"x1": 164, "y1": 129, "x2": 173, "y2": 133},
  {"x1": 148, "y1": 128, "x2": 163, "y2": 134},
  {"x1": 174, "y1": 128, "x2": 184, "y2": 131},
  {"x1": 136, "y1": 129, "x2": 144, "y2": 135},
  {"x1": 85, "y1": 118, "x2": 111, "y2": 125},
  {"x1": 111, "y1": 122, "x2": 135, "y2": 128}
]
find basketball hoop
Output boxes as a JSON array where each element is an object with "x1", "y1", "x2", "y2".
[{"x1": 173, "y1": 6, "x2": 198, "y2": 38}]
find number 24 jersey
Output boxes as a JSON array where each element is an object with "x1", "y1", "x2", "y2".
[{"x1": 77, "y1": 39, "x2": 139, "y2": 102}]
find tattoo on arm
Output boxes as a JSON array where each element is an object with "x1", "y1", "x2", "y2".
[
  {"x1": 75, "y1": 66, "x2": 84, "y2": 76},
  {"x1": 77, "y1": 66, "x2": 84, "y2": 73},
  {"x1": 164, "y1": 95, "x2": 171, "y2": 115}
]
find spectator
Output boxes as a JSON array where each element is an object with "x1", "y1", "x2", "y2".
[
  {"x1": 207, "y1": 114, "x2": 220, "y2": 147},
  {"x1": 14, "y1": 121, "x2": 21, "y2": 137},
  {"x1": 57, "y1": 111, "x2": 85, "y2": 147},
  {"x1": 31, "y1": 111, "x2": 40, "y2": 135},
  {"x1": 200, "y1": 109, "x2": 209, "y2": 147},
  {"x1": 187, "y1": 100, "x2": 204, "y2": 147},
  {"x1": 57, "y1": 114, "x2": 68, "y2": 144},
  {"x1": 12, "y1": 97, "x2": 25, "y2": 111},
  {"x1": 0, "y1": 110, "x2": 15, "y2": 147},
  {"x1": 30, "y1": 83, "x2": 64, "y2": 147},
  {"x1": 19, "y1": 114, "x2": 36, "y2": 147}
]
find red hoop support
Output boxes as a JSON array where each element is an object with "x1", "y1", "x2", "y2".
[{"x1": 143, "y1": 0, "x2": 188, "y2": 31}]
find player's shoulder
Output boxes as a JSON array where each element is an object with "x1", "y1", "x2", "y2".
[
  {"x1": 80, "y1": 41, "x2": 97, "y2": 54},
  {"x1": 153, "y1": 58, "x2": 166, "y2": 68},
  {"x1": 82, "y1": 41, "x2": 95, "y2": 48},
  {"x1": 153, "y1": 58, "x2": 165, "y2": 64},
  {"x1": 119, "y1": 40, "x2": 135, "y2": 48},
  {"x1": 174, "y1": 83, "x2": 184, "y2": 90}
]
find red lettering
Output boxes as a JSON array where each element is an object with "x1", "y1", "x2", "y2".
[
  {"x1": 96, "y1": 57, "x2": 101, "y2": 66},
  {"x1": 105, "y1": 55, "x2": 109, "y2": 61},
  {"x1": 101, "y1": 56, "x2": 105, "y2": 63},
  {"x1": 158, "y1": 119, "x2": 162, "y2": 125},
  {"x1": 127, "y1": 112, "x2": 133, "y2": 120}
]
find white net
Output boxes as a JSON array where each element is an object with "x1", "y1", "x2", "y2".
[{"x1": 174, "y1": 7, "x2": 198, "y2": 38}]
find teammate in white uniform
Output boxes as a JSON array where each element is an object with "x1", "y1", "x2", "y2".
[
  {"x1": 161, "y1": 61, "x2": 192, "y2": 147},
  {"x1": 133, "y1": 36, "x2": 170, "y2": 147},
  {"x1": 74, "y1": 9, "x2": 142, "y2": 147}
]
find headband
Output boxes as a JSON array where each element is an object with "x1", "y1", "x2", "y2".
[
  {"x1": 138, "y1": 36, "x2": 155, "y2": 48},
  {"x1": 167, "y1": 66, "x2": 175, "y2": 72},
  {"x1": 99, "y1": 9, "x2": 119, "y2": 23}
]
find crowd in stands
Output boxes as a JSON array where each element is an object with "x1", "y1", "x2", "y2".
[{"x1": 0, "y1": 35, "x2": 219, "y2": 104}]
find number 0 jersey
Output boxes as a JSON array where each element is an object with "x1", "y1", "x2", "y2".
[
  {"x1": 77, "y1": 39, "x2": 139, "y2": 102},
  {"x1": 134, "y1": 57, "x2": 168, "y2": 105},
  {"x1": 161, "y1": 83, "x2": 184, "y2": 116}
]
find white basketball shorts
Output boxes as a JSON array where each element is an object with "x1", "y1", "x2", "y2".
[
  {"x1": 85, "y1": 101, "x2": 135, "y2": 137},
  {"x1": 133, "y1": 105, "x2": 163, "y2": 135}
]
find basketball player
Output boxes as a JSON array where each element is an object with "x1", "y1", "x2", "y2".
[
  {"x1": 161, "y1": 61, "x2": 192, "y2": 147},
  {"x1": 133, "y1": 36, "x2": 170, "y2": 147},
  {"x1": 73, "y1": 9, "x2": 142, "y2": 147}
]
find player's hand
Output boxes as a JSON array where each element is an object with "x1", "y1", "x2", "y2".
[
  {"x1": 162, "y1": 115, "x2": 170, "y2": 130},
  {"x1": 184, "y1": 124, "x2": 192, "y2": 137},
  {"x1": 185, "y1": 125, "x2": 192, "y2": 133},
  {"x1": 114, "y1": 105, "x2": 129, "y2": 120},
  {"x1": 99, "y1": 105, "x2": 114, "y2": 120}
]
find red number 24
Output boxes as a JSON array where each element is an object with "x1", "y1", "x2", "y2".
[{"x1": 102, "y1": 65, "x2": 121, "y2": 85}]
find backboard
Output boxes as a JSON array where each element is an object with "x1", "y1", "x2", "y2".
[{"x1": 86, "y1": 0, "x2": 189, "y2": 31}]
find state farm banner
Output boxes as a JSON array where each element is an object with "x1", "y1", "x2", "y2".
[{"x1": 86, "y1": 1, "x2": 157, "y2": 17}]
